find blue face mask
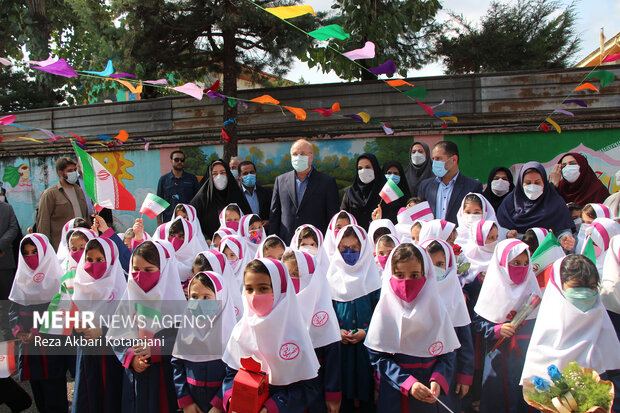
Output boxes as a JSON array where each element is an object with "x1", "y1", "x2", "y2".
[
  {"x1": 242, "y1": 173, "x2": 256, "y2": 188},
  {"x1": 432, "y1": 160, "x2": 448, "y2": 178},
  {"x1": 231, "y1": 169, "x2": 239, "y2": 180},
  {"x1": 385, "y1": 174, "x2": 401, "y2": 184},
  {"x1": 341, "y1": 248, "x2": 360, "y2": 266},
  {"x1": 564, "y1": 287, "x2": 598, "y2": 312},
  {"x1": 187, "y1": 297, "x2": 218, "y2": 317}
]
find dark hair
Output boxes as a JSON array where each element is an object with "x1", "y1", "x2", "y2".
[
  {"x1": 582, "y1": 204, "x2": 596, "y2": 220},
  {"x1": 412, "y1": 221, "x2": 422, "y2": 229},
  {"x1": 85, "y1": 240, "x2": 105, "y2": 256},
  {"x1": 249, "y1": 215, "x2": 262, "y2": 226},
  {"x1": 20, "y1": 238, "x2": 36, "y2": 255},
  {"x1": 225, "y1": 204, "x2": 241, "y2": 217},
  {"x1": 281, "y1": 250, "x2": 297, "y2": 264},
  {"x1": 174, "y1": 204, "x2": 187, "y2": 215},
  {"x1": 123, "y1": 228, "x2": 135, "y2": 240},
  {"x1": 406, "y1": 197, "x2": 426, "y2": 206},
  {"x1": 463, "y1": 194, "x2": 483, "y2": 209},
  {"x1": 567, "y1": 202, "x2": 583, "y2": 213},
  {"x1": 244, "y1": 259, "x2": 271, "y2": 280},
  {"x1": 372, "y1": 227, "x2": 391, "y2": 243},
  {"x1": 341, "y1": 226, "x2": 357, "y2": 239},
  {"x1": 73, "y1": 217, "x2": 90, "y2": 229},
  {"x1": 70, "y1": 231, "x2": 89, "y2": 245},
  {"x1": 192, "y1": 253, "x2": 213, "y2": 272},
  {"x1": 522, "y1": 230, "x2": 539, "y2": 255},
  {"x1": 433, "y1": 141, "x2": 459, "y2": 159},
  {"x1": 56, "y1": 157, "x2": 77, "y2": 173},
  {"x1": 425, "y1": 240, "x2": 445, "y2": 256},
  {"x1": 191, "y1": 272, "x2": 215, "y2": 294},
  {"x1": 376, "y1": 234, "x2": 395, "y2": 248},
  {"x1": 238, "y1": 160, "x2": 256, "y2": 173},
  {"x1": 524, "y1": 168, "x2": 542, "y2": 179},
  {"x1": 169, "y1": 219, "x2": 185, "y2": 237},
  {"x1": 391, "y1": 244, "x2": 424, "y2": 274},
  {"x1": 263, "y1": 237, "x2": 285, "y2": 251},
  {"x1": 560, "y1": 254, "x2": 599, "y2": 287},
  {"x1": 298, "y1": 227, "x2": 318, "y2": 246},
  {"x1": 336, "y1": 212, "x2": 351, "y2": 222},
  {"x1": 170, "y1": 150, "x2": 184, "y2": 160},
  {"x1": 133, "y1": 242, "x2": 160, "y2": 269}
]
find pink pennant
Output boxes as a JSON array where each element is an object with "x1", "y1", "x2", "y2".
[
  {"x1": 0, "y1": 115, "x2": 15, "y2": 125},
  {"x1": 144, "y1": 79, "x2": 169, "y2": 85},
  {"x1": 32, "y1": 59, "x2": 78, "y2": 78},
  {"x1": 27, "y1": 56, "x2": 58, "y2": 67},
  {"x1": 172, "y1": 82, "x2": 203, "y2": 100},
  {"x1": 416, "y1": 101, "x2": 434, "y2": 117},
  {"x1": 602, "y1": 53, "x2": 620, "y2": 63},
  {"x1": 343, "y1": 41, "x2": 375, "y2": 60},
  {"x1": 430, "y1": 99, "x2": 445, "y2": 109},
  {"x1": 0, "y1": 57, "x2": 10, "y2": 66}
]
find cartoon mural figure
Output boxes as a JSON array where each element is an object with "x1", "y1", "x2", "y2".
[
  {"x1": 91, "y1": 151, "x2": 135, "y2": 185},
  {"x1": 2, "y1": 164, "x2": 40, "y2": 203}
]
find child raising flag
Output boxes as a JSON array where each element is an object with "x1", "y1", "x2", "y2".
[
  {"x1": 139, "y1": 193, "x2": 170, "y2": 219},
  {"x1": 379, "y1": 178, "x2": 404, "y2": 204}
]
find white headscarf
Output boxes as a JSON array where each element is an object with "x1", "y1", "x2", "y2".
[
  {"x1": 222, "y1": 258, "x2": 320, "y2": 385},
  {"x1": 528, "y1": 227, "x2": 549, "y2": 246},
  {"x1": 325, "y1": 224, "x2": 382, "y2": 302},
  {"x1": 474, "y1": 239, "x2": 541, "y2": 324},
  {"x1": 419, "y1": 219, "x2": 456, "y2": 244},
  {"x1": 172, "y1": 272, "x2": 237, "y2": 362},
  {"x1": 218, "y1": 203, "x2": 244, "y2": 228},
  {"x1": 212, "y1": 227, "x2": 236, "y2": 248},
  {"x1": 420, "y1": 239, "x2": 471, "y2": 327},
  {"x1": 218, "y1": 235, "x2": 251, "y2": 285},
  {"x1": 65, "y1": 228, "x2": 98, "y2": 272},
  {"x1": 375, "y1": 234, "x2": 400, "y2": 275},
  {"x1": 57, "y1": 218, "x2": 79, "y2": 269},
  {"x1": 289, "y1": 224, "x2": 330, "y2": 277},
  {"x1": 462, "y1": 220, "x2": 502, "y2": 283},
  {"x1": 287, "y1": 250, "x2": 341, "y2": 348},
  {"x1": 197, "y1": 250, "x2": 244, "y2": 319},
  {"x1": 582, "y1": 218, "x2": 620, "y2": 273},
  {"x1": 365, "y1": 243, "x2": 461, "y2": 357},
  {"x1": 368, "y1": 219, "x2": 397, "y2": 247},
  {"x1": 9, "y1": 233, "x2": 64, "y2": 305},
  {"x1": 238, "y1": 214, "x2": 263, "y2": 258},
  {"x1": 602, "y1": 235, "x2": 620, "y2": 314},
  {"x1": 323, "y1": 211, "x2": 358, "y2": 258},
  {"x1": 576, "y1": 204, "x2": 612, "y2": 253},
  {"x1": 174, "y1": 203, "x2": 209, "y2": 250},
  {"x1": 153, "y1": 217, "x2": 204, "y2": 281},
  {"x1": 395, "y1": 201, "x2": 434, "y2": 240},
  {"x1": 520, "y1": 256, "x2": 620, "y2": 383},
  {"x1": 255, "y1": 234, "x2": 287, "y2": 259},
  {"x1": 455, "y1": 193, "x2": 497, "y2": 246}
]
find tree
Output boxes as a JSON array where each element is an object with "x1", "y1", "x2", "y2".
[
  {"x1": 299, "y1": 0, "x2": 441, "y2": 80},
  {"x1": 434, "y1": 0, "x2": 580, "y2": 74}
]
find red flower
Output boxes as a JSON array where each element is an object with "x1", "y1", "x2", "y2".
[{"x1": 452, "y1": 244, "x2": 462, "y2": 256}]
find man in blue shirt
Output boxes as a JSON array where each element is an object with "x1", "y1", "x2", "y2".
[
  {"x1": 238, "y1": 160, "x2": 272, "y2": 229},
  {"x1": 156, "y1": 150, "x2": 200, "y2": 224}
]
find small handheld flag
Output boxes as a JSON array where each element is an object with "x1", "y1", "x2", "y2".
[
  {"x1": 139, "y1": 193, "x2": 170, "y2": 219},
  {"x1": 379, "y1": 179, "x2": 404, "y2": 204}
]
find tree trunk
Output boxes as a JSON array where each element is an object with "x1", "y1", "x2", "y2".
[{"x1": 222, "y1": 20, "x2": 238, "y2": 162}]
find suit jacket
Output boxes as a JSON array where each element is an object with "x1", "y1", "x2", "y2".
[
  {"x1": 0, "y1": 202, "x2": 19, "y2": 271},
  {"x1": 417, "y1": 173, "x2": 484, "y2": 224},
  {"x1": 269, "y1": 168, "x2": 340, "y2": 244},
  {"x1": 254, "y1": 184, "x2": 273, "y2": 222}
]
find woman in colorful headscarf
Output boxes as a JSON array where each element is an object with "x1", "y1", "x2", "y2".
[{"x1": 550, "y1": 152, "x2": 610, "y2": 205}]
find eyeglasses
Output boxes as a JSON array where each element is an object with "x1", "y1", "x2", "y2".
[{"x1": 173, "y1": 158, "x2": 185, "y2": 163}]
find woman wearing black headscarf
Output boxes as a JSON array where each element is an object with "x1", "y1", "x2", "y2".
[
  {"x1": 190, "y1": 159, "x2": 252, "y2": 241},
  {"x1": 381, "y1": 160, "x2": 411, "y2": 223},
  {"x1": 482, "y1": 166, "x2": 515, "y2": 212},
  {"x1": 341, "y1": 154, "x2": 386, "y2": 230},
  {"x1": 404, "y1": 141, "x2": 433, "y2": 197}
]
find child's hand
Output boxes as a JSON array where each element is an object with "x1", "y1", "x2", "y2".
[
  {"x1": 83, "y1": 327, "x2": 103, "y2": 340},
  {"x1": 410, "y1": 382, "x2": 432, "y2": 401},
  {"x1": 131, "y1": 355, "x2": 150, "y2": 373},
  {"x1": 207, "y1": 407, "x2": 222, "y2": 413},
  {"x1": 183, "y1": 403, "x2": 203, "y2": 413},
  {"x1": 133, "y1": 218, "x2": 144, "y2": 241},
  {"x1": 326, "y1": 400, "x2": 341, "y2": 413},
  {"x1": 455, "y1": 383, "x2": 470, "y2": 399},
  {"x1": 92, "y1": 214, "x2": 109, "y2": 234},
  {"x1": 340, "y1": 329, "x2": 351, "y2": 344},
  {"x1": 500, "y1": 323, "x2": 516, "y2": 338},
  {"x1": 371, "y1": 205, "x2": 382, "y2": 221},
  {"x1": 428, "y1": 381, "x2": 441, "y2": 402},
  {"x1": 17, "y1": 332, "x2": 33, "y2": 344},
  {"x1": 559, "y1": 233, "x2": 576, "y2": 251},
  {"x1": 348, "y1": 329, "x2": 366, "y2": 344},
  {"x1": 506, "y1": 229, "x2": 518, "y2": 239},
  {"x1": 260, "y1": 409, "x2": 267, "y2": 413},
  {"x1": 132, "y1": 343, "x2": 151, "y2": 359}
]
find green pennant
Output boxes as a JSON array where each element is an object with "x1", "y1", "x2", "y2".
[
  {"x1": 227, "y1": 98, "x2": 237, "y2": 108},
  {"x1": 402, "y1": 87, "x2": 428, "y2": 99},
  {"x1": 585, "y1": 70, "x2": 615, "y2": 88},
  {"x1": 582, "y1": 237, "x2": 597, "y2": 264},
  {"x1": 308, "y1": 24, "x2": 351, "y2": 41}
]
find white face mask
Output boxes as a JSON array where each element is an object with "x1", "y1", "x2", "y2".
[
  {"x1": 411, "y1": 152, "x2": 426, "y2": 166},
  {"x1": 573, "y1": 218, "x2": 582, "y2": 228},
  {"x1": 299, "y1": 245, "x2": 318, "y2": 256},
  {"x1": 562, "y1": 164, "x2": 580, "y2": 183},
  {"x1": 462, "y1": 213, "x2": 483, "y2": 226},
  {"x1": 0, "y1": 195, "x2": 6, "y2": 203},
  {"x1": 491, "y1": 179, "x2": 510, "y2": 196},
  {"x1": 481, "y1": 239, "x2": 498, "y2": 253},
  {"x1": 291, "y1": 155, "x2": 309, "y2": 173},
  {"x1": 358, "y1": 168, "x2": 375, "y2": 184},
  {"x1": 434, "y1": 265, "x2": 448, "y2": 281},
  {"x1": 65, "y1": 171, "x2": 79, "y2": 185},
  {"x1": 213, "y1": 174, "x2": 228, "y2": 191},
  {"x1": 523, "y1": 184, "x2": 544, "y2": 200}
]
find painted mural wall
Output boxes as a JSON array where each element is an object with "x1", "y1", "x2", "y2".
[{"x1": 1, "y1": 130, "x2": 619, "y2": 236}]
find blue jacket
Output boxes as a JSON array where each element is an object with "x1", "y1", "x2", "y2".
[{"x1": 417, "y1": 173, "x2": 483, "y2": 224}]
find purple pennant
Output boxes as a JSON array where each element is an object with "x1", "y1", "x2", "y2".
[
  {"x1": 32, "y1": 59, "x2": 78, "y2": 78},
  {"x1": 553, "y1": 109, "x2": 574, "y2": 116},
  {"x1": 344, "y1": 114, "x2": 364, "y2": 122},
  {"x1": 562, "y1": 99, "x2": 587, "y2": 107},
  {"x1": 206, "y1": 90, "x2": 228, "y2": 99},
  {"x1": 109, "y1": 73, "x2": 136, "y2": 78},
  {"x1": 238, "y1": 101, "x2": 248, "y2": 109},
  {"x1": 369, "y1": 60, "x2": 397, "y2": 76}
]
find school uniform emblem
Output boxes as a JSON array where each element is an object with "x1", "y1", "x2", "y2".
[
  {"x1": 312, "y1": 311, "x2": 329, "y2": 327},
  {"x1": 33, "y1": 273, "x2": 45, "y2": 283},
  {"x1": 279, "y1": 343, "x2": 300, "y2": 360},
  {"x1": 428, "y1": 341, "x2": 443, "y2": 356}
]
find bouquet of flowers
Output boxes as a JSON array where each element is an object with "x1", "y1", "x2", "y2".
[
  {"x1": 452, "y1": 244, "x2": 471, "y2": 276},
  {"x1": 523, "y1": 362, "x2": 614, "y2": 413}
]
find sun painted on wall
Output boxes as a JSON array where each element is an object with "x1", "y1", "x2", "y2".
[{"x1": 91, "y1": 151, "x2": 135, "y2": 184}]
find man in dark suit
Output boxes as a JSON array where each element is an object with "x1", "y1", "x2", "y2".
[
  {"x1": 238, "y1": 160, "x2": 273, "y2": 228},
  {"x1": 269, "y1": 139, "x2": 340, "y2": 244},
  {"x1": 417, "y1": 141, "x2": 483, "y2": 224}
]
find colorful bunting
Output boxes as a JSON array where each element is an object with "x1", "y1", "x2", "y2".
[
  {"x1": 563, "y1": 99, "x2": 587, "y2": 107},
  {"x1": 283, "y1": 106, "x2": 307, "y2": 120},
  {"x1": 540, "y1": 123, "x2": 551, "y2": 132},
  {"x1": 431, "y1": 99, "x2": 445, "y2": 109},
  {"x1": 343, "y1": 41, "x2": 375, "y2": 60},
  {"x1": 553, "y1": 109, "x2": 574, "y2": 116},
  {"x1": 545, "y1": 118, "x2": 561, "y2": 134},
  {"x1": 308, "y1": 25, "x2": 350, "y2": 41},
  {"x1": 402, "y1": 87, "x2": 428, "y2": 99},
  {"x1": 172, "y1": 82, "x2": 203, "y2": 100},
  {"x1": 310, "y1": 102, "x2": 341, "y2": 117},
  {"x1": 144, "y1": 79, "x2": 169, "y2": 85},
  {"x1": 95, "y1": 135, "x2": 112, "y2": 141},
  {"x1": 84, "y1": 60, "x2": 114, "y2": 76},
  {"x1": 0, "y1": 115, "x2": 15, "y2": 125},
  {"x1": 415, "y1": 101, "x2": 434, "y2": 117},
  {"x1": 434, "y1": 112, "x2": 453, "y2": 117},
  {"x1": 206, "y1": 90, "x2": 228, "y2": 100},
  {"x1": 67, "y1": 132, "x2": 86, "y2": 145},
  {"x1": 369, "y1": 60, "x2": 397, "y2": 76},
  {"x1": 227, "y1": 98, "x2": 237, "y2": 108},
  {"x1": 204, "y1": 80, "x2": 220, "y2": 93},
  {"x1": 574, "y1": 83, "x2": 599, "y2": 93},
  {"x1": 381, "y1": 123, "x2": 394, "y2": 135},
  {"x1": 18, "y1": 137, "x2": 44, "y2": 143},
  {"x1": 221, "y1": 129, "x2": 231, "y2": 142},
  {"x1": 114, "y1": 130, "x2": 129, "y2": 142},
  {"x1": 27, "y1": 56, "x2": 58, "y2": 67},
  {"x1": 602, "y1": 53, "x2": 620, "y2": 63},
  {"x1": 113, "y1": 79, "x2": 143, "y2": 94},
  {"x1": 386, "y1": 79, "x2": 413, "y2": 87},
  {"x1": 0, "y1": 57, "x2": 10, "y2": 66},
  {"x1": 585, "y1": 70, "x2": 615, "y2": 87},
  {"x1": 440, "y1": 116, "x2": 458, "y2": 123},
  {"x1": 344, "y1": 114, "x2": 363, "y2": 122},
  {"x1": 32, "y1": 59, "x2": 78, "y2": 78},
  {"x1": 251, "y1": 95, "x2": 280, "y2": 105},
  {"x1": 223, "y1": 118, "x2": 235, "y2": 126},
  {"x1": 265, "y1": 5, "x2": 316, "y2": 19}
]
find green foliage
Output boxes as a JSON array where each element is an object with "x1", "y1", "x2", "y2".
[
  {"x1": 363, "y1": 136, "x2": 412, "y2": 168},
  {"x1": 183, "y1": 146, "x2": 208, "y2": 176},
  {"x1": 434, "y1": 0, "x2": 580, "y2": 74},
  {"x1": 299, "y1": 0, "x2": 442, "y2": 80}
]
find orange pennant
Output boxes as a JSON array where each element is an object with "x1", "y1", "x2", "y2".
[
  {"x1": 331, "y1": 102, "x2": 341, "y2": 112},
  {"x1": 113, "y1": 79, "x2": 143, "y2": 94},
  {"x1": 250, "y1": 94, "x2": 280, "y2": 105},
  {"x1": 574, "y1": 82, "x2": 599, "y2": 93},
  {"x1": 386, "y1": 79, "x2": 413, "y2": 87},
  {"x1": 114, "y1": 129, "x2": 129, "y2": 142},
  {"x1": 283, "y1": 106, "x2": 307, "y2": 120}
]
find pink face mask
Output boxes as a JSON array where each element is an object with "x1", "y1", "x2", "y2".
[
  {"x1": 168, "y1": 236, "x2": 184, "y2": 251},
  {"x1": 24, "y1": 255, "x2": 39, "y2": 270},
  {"x1": 377, "y1": 255, "x2": 389, "y2": 269},
  {"x1": 390, "y1": 277, "x2": 426, "y2": 302},
  {"x1": 247, "y1": 293, "x2": 274, "y2": 316},
  {"x1": 226, "y1": 221, "x2": 240, "y2": 232},
  {"x1": 84, "y1": 261, "x2": 107, "y2": 280},
  {"x1": 594, "y1": 245, "x2": 602, "y2": 258},
  {"x1": 291, "y1": 278, "x2": 301, "y2": 294},
  {"x1": 71, "y1": 250, "x2": 84, "y2": 264},
  {"x1": 132, "y1": 270, "x2": 160, "y2": 293},
  {"x1": 508, "y1": 264, "x2": 529, "y2": 285}
]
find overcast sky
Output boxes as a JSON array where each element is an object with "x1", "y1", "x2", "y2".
[{"x1": 285, "y1": 0, "x2": 619, "y2": 83}]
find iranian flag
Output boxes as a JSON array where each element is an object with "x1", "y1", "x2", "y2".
[
  {"x1": 39, "y1": 271, "x2": 78, "y2": 335},
  {"x1": 72, "y1": 141, "x2": 136, "y2": 211},
  {"x1": 139, "y1": 193, "x2": 170, "y2": 219},
  {"x1": 379, "y1": 179, "x2": 404, "y2": 204},
  {"x1": 531, "y1": 232, "x2": 565, "y2": 288},
  {"x1": 582, "y1": 237, "x2": 597, "y2": 263},
  {"x1": 0, "y1": 340, "x2": 17, "y2": 378},
  {"x1": 135, "y1": 303, "x2": 163, "y2": 357}
]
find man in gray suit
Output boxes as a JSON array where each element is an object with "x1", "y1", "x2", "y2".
[
  {"x1": 269, "y1": 139, "x2": 340, "y2": 244},
  {"x1": 0, "y1": 200, "x2": 19, "y2": 339}
]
